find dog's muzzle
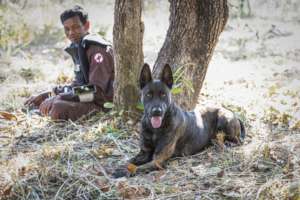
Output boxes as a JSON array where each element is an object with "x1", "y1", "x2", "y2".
[
  {"x1": 150, "y1": 107, "x2": 163, "y2": 129},
  {"x1": 151, "y1": 107, "x2": 163, "y2": 116}
]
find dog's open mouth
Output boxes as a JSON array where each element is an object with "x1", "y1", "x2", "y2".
[{"x1": 151, "y1": 116, "x2": 162, "y2": 128}]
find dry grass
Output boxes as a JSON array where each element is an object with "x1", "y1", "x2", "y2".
[
  {"x1": 1, "y1": 0, "x2": 300, "y2": 199},
  {"x1": 0, "y1": 108, "x2": 299, "y2": 199},
  {"x1": 0, "y1": 111, "x2": 134, "y2": 199}
]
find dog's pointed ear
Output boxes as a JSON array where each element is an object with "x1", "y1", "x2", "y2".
[
  {"x1": 139, "y1": 63, "x2": 152, "y2": 89},
  {"x1": 160, "y1": 63, "x2": 173, "y2": 89}
]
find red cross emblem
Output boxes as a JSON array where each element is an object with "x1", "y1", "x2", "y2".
[{"x1": 94, "y1": 53, "x2": 103, "y2": 63}]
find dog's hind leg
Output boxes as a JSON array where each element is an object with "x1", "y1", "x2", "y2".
[{"x1": 217, "y1": 109, "x2": 246, "y2": 145}]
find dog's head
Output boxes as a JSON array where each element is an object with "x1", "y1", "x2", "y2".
[{"x1": 139, "y1": 63, "x2": 173, "y2": 129}]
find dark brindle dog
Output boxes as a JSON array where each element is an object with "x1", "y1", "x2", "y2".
[{"x1": 117, "y1": 63, "x2": 245, "y2": 175}]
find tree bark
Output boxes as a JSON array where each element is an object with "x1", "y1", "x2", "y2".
[
  {"x1": 113, "y1": 0, "x2": 144, "y2": 115},
  {"x1": 153, "y1": 0, "x2": 228, "y2": 110}
]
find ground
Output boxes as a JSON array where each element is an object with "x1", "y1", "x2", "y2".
[{"x1": 0, "y1": 0, "x2": 299, "y2": 199}]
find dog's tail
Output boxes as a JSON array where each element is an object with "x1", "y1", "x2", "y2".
[{"x1": 238, "y1": 119, "x2": 246, "y2": 143}]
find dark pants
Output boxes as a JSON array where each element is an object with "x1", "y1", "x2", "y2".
[{"x1": 40, "y1": 97, "x2": 101, "y2": 121}]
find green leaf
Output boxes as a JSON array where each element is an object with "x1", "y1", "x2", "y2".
[
  {"x1": 136, "y1": 102, "x2": 144, "y2": 111},
  {"x1": 103, "y1": 102, "x2": 114, "y2": 109},
  {"x1": 174, "y1": 67, "x2": 185, "y2": 84},
  {"x1": 182, "y1": 79, "x2": 194, "y2": 93},
  {"x1": 171, "y1": 87, "x2": 183, "y2": 95}
]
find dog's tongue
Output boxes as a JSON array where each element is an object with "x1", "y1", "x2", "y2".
[{"x1": 151, "y1": 116, "x2": 162, "y2": 128}]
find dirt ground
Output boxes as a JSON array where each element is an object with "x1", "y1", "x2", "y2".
[{"x1": 0, "y1": 0, "x2": 299, "y2": 199}]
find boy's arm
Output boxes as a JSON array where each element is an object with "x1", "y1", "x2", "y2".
[{"x1": 86, "y1": 45, "x2": 114, "y2": 105}]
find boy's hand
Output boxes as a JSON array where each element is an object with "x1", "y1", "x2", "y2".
[
  {"x1": 24, "y1": 92, "x2": 50, "y2": 107},
  {"x1": 39, "y1": 96, "x2": 56, "y2": 116}
]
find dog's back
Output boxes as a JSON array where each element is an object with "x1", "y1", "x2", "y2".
[{"x1": 173, "y1": 106, "x2": 245, "y2": 157}]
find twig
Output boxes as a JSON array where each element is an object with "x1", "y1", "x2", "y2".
[{"x1": 54, "y1": 178, "x2": 69, "y2": 200}]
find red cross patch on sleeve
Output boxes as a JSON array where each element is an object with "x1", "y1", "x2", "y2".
[{"x1": 94, "y1": 53, "x2": 103, "y2": 63}]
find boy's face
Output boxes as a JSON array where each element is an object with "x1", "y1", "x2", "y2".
[{"x1": 63, "y1": 15, "x2": 89, "y2": 44}]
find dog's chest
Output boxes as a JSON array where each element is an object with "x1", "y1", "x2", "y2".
[
  {"x1": 145, "y1": 130, "x2": 164, "y2": 146},
  {"x1": 151, "y1": 133, "x2": 162, "y2": 144},
  {"x1": 147, "y1": 130, "x2": 160, "y2": 145},
  {"x1": 142, "y1": 128, "x2": 160, "y2": 146}
]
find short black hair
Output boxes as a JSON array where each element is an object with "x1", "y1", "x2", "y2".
[{"x1": 60, "y1": 5, "x2": 88, "y2": 24}]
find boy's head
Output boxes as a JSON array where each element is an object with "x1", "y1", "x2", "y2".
[{"x1": 60, "y1": 5, "x2": 89, "y2": 44}]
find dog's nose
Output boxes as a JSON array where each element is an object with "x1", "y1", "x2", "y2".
[{"x1": 151, "y1": 107, "x2": 162, "y2": 116}]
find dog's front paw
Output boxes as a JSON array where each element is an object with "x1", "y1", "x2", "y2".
[{"x1": 112, "y1": 163, "x2": 138, "y2": 178}]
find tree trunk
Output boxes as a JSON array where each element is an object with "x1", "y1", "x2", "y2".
[
  {"x1": 153, "y1": 0, "x2": 228, "y2": 110},
  {"x1": 113, "y1": 0, "x2": 144, "y2": 115}
]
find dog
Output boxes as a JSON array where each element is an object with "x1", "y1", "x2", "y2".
[{"x1": 115, "y1": 63, "x2": 245, "y2": 176}]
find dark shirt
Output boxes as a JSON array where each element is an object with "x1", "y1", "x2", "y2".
[
  {"x1": 86, "y1": 44, "x2": 114, "y2": 105},
  {"x1": 64, "y1": 34, "x2": 114, "y2": 106}
]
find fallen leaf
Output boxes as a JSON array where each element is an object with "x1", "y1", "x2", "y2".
[
  {"x1": 127, "y1": 163, "x2": 137, "y2": 174},
  {"x1": 91, "y1": 145, "x2": 114, "y2": 158},
  {"x1": 94, "y1": 178, "x2": 110, "y2": 192},
  {"x1": 0, "y1": 111, "x2": 17, "y2": 121},
  {"x1": 116, "y1": 180, "x2": 150, "y2": 199},
  {"x1": 217, "y1": 169, "x2": 225, "y2": 177},
  {"x1": 1, "y1": 185, "x2": 12, "y2": 196}
]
